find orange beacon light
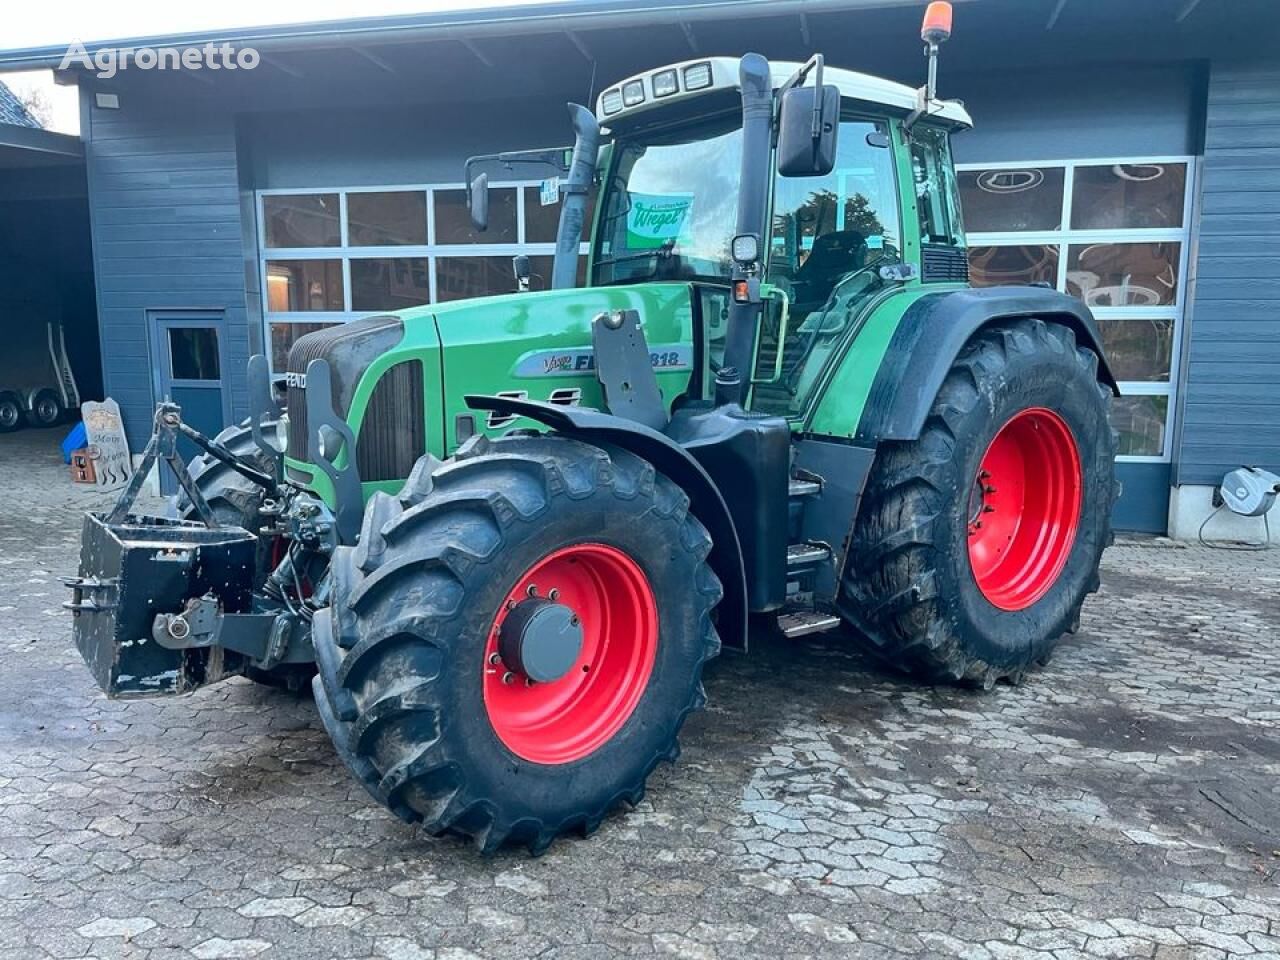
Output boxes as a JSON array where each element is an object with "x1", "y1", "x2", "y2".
[{"x1": 922, "y1": 2, "x2": 954, "y2": 44}]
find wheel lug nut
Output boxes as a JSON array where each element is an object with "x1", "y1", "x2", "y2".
[
  {"x1": 526, "y1": 584, "x2": 538, "y2": 598},
  {"x1": 547, "y1": 588, "x2": 559, "y2": 601},
  {"x1": 488, "y1": 652, "x2": 501, "y2": 666},
  {"x1": 502, "y1": 671, "x2": 517, "y2": 685},
  {"x1": 525, "y1": 677, "x2": 535, "y2": 687},
  {"x1": 982, "y1": 505, "x2": 995, "y2": 513},
  {"x1": 984, "y1": 485, "x2": 997, "y2": 495}
]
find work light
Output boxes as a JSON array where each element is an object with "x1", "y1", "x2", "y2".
[
  {"x1": 601, "y1": 89, "x2": 623, "y2": 115},
  {"x1": 622, "y1": 80, "x2": 645, "y2": 106},
  {"x1": 683, "y1": 61, "x2": 713, "y2": 90},
  {"x1": 652, "y1": 69, "x2": 678, "y2": 98}
]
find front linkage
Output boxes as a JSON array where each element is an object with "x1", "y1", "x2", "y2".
[{"x1": 64, "y1": 375, "x2": 334, "y2": 697}]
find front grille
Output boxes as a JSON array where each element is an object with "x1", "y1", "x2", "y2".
[
  {"x1": 284, "y1": 315, "x2": 404, "y2": 463},
  {"x1": 922, "y1": 244, "x2": 970, "y2": 283},
  {"x1": 356, "y1": 360, "x2": 426, "y2": 482}
]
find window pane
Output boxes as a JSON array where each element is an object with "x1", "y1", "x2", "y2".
[
  {"x1": 910, "y1": 126, "x2": 962, "y2": 246},
  {"x1": 347, "y1": 191, "x2": 428, "y2": 246},
  {"x1": 968, "y1": 245, "x2": 1059, "y2": 288},
  {"x1": 168, "y1": 327, "x2": 220, "y2": 381},
  {"x1": 1066, "y1": 242, "x2": 1180, "y2": 307},
  {"x1": 593, "y1": 116, "x2": 743, "y2": 285},
  {"x1": 527, "y1": 254, "x2": 588, "y2": 291},
  {"x1": 270, "y1": 321, "x2": 338, "y2": 371},
  {"x1": 1071, "y1": 163, "x2": 1186, "y2": 230},
  {"x1": 350, "y1": 258, "x2": 430, "y2": 311},
  {"x1": 434, "y1": 188, "x2": 517, "y2": 244},
  {"x1": 524, "y1": 185, "x2": 597, "y2": 245},
  {"x1": 958, "y1": 167, "x2": 1064, "y2": 232},
  {"x1": 1096, "y1": 318, "x2": 1174, "y2": 382},
  {"x1": 266, "y1": 260, "x2": 344, "y2": 312},
  {"x1": 436, "y1": 256, "x2": 521, "y2": 301},
  {"x1": 264, "y1": 194, "x2": 339, "y2": 248},
  {"x1": 1111, "y1": 395, "x2": 1168, "y2": 457}
]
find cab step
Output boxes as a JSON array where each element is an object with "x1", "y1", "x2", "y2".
[
  {"x1": 787, "y1": 541, "x2": 831, "y2": 569},
  {"x1": 777, "y1": 610, "x2": 842, "y2": 638}
]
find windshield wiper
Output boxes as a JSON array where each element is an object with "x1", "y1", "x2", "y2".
[{"x1": 595, "y1": 239, "x2": 678, "y2": 281}]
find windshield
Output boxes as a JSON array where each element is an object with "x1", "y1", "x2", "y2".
[{"x1": 592, "y1": 114, "x2": 743, "y2": 285}]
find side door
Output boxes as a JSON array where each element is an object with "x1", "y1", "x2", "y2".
[
  {"x1": 750, "y1": 114, "x2": 904, "y2": 418},
  {"x1": 148, "y1": 311, "x2": 230, "y2": 495}
]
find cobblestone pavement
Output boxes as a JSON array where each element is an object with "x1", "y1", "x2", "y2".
[{"x1": 2, "y1": 426, "x2": 1279, "y2": 960}]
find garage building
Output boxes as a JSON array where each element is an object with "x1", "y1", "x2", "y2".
[{"x1": 0, "y1": 0, "x2": 1275, "y2": 538}]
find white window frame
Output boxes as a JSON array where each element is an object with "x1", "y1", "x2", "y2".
[
  {"x1": 957, "y1": 155, "x2": 1196, "y2": 464},
  {"x1": 256, "y1": 182, "x2": 589, "y2": 371}
]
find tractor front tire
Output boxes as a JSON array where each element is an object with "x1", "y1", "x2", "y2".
[
  {"x1": 312, "y1": 434, "x2": 721, "y2": 854},
  {"x1": 841, "y1": 318, "x2": 1117, "y2": 686}
]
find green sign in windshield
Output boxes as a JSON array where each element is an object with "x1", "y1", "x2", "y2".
[{"x1": 625, "y1": 192, "x2": 694, "y2": 249}]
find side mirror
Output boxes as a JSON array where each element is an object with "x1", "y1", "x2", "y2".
[
  {"x1": 468, "y1": 172, "x2": 489, "y2": 232},
  {"x1": 777, "y1": 84, "x2": 840, "y2": 178}
]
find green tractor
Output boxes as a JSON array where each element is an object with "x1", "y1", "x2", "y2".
[{"x1": 66, "y1": 7, "x2": 1117, "y2": 854}]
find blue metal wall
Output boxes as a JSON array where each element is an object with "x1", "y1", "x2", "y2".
[
  {"x1": 81, "y1": 86, "x2": 251, "y2": 447},
  {"x1": 1175, "y1": 59, "x2": 1280, "y2": 487}
]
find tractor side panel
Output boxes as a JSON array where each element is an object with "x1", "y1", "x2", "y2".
[
  {"x1": 433, "y1": 282, "x2": 697, "y2": 453},
  {"x1": 802, "y1": 285, "x2": 955, "y2": 441},
  {"x1": 805, "y1": 285, "x2": 1116, "y2": 445}
]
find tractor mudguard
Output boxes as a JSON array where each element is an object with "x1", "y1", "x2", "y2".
[
  {"x1": 465, "y1": 394, "x2": 749, "y2": 650},
  {"x1": 853, "y1": 286, "x2": 1119, "y2": 445}
]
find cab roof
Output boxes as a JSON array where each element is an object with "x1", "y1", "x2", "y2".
[{"x1": 596, "y1": 56, "x2": 972, "y2": 129}]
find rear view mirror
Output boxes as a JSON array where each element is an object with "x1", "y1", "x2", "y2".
[
  {"x1": 777, "y1": 84, "x2": 840, "y2": 178},
  {"x1": 468, "y1": 173, "x2": 489, "y2": 232}
]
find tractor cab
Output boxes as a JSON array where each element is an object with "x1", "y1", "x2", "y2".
[{"x1": 588, "y1": 57, "x2": 971, "y2": 420}]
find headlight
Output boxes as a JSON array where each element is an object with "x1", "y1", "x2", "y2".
[{"x1": 275, "y1": 414, "x2": 289, "y2": 452}]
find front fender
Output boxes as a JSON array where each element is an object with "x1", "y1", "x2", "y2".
[
  {"x1": 465, "y1": 395, "x2": 749, "y2": 650},
  {"x1": 853, "y1": 286, "x2": 1119, "y2": 445}
]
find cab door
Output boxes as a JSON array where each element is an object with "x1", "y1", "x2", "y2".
[{"x1": 749, "y1": 115, "x2": 903, "y2": 419}]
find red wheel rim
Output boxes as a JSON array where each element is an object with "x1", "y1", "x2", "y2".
[
  {"x1": 483, "y1": 543, "x2": 658, "y2": 765},
  {"x1": 967, "y1": 408, "x2": 1082, "y2": 611}
]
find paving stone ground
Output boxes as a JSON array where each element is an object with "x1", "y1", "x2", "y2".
[{"x1": 2, "y1": 426, "x2": 1279, "y2": 959}]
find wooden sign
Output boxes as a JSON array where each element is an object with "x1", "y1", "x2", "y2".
[{"x1": 81, "y1": 399, "x2": 133, "y2": 491}]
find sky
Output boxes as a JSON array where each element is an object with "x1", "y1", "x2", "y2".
[{"x1": 3, "y1": 0, "x2": 553, "y2": 134}]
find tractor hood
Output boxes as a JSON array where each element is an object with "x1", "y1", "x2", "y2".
[
  {"x1": 426, "y1": 281, "x2": 700, "y2": 450},
  {"x1": 281, "y1": 281, "x2": 702, "y2": 501}
]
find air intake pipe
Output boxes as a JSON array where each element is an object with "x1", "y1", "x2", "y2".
[
  {"x1": 552, "y1": 103, "x2": 600, "y2": 290},
  {"x1": 718, "y1": 53, "x2": 774, "y2": 406}
]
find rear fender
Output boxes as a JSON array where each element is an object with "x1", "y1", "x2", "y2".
[
  {"x1": 854, "y1": 286, "x2": 1119, "y2": 445},
  {"x1": 465, "y1": 394, "x2": 749, "y2": 650}
]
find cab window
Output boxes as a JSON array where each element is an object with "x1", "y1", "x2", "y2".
[{"x1": 909, "y1": 124, "x2": 964, "y2": 246}]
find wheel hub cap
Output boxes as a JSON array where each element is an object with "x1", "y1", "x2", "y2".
[
  {"x1": 967, "y1": 407, "x2": 1083, "y2": 611},
  {"x1": 498, "y1": 598, "x2": 584, "y2": 684}
]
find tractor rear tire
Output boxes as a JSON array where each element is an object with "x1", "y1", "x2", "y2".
[
  {"x1": 312, "y1": 434, "x2": 722, "y2": 854},
  {"x1": 840, "y1": 318, "x2": 1117, "y2": 686},
  {"x1": 177, "y1": 418, "x2": 312, "y2": 694}
]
